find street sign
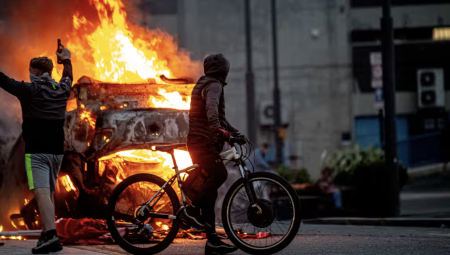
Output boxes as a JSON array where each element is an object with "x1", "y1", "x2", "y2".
[
  {"x1": 374, "y1": 87, "x2": 384, "y2": 109},
  {"x1": 371, "y1": 52, "x2": 384, "y2": 109},
  {"x1": 371, "y1": 79, "x2": 383, "y2": 88},
  {"x1": 372, "y1": 65, "x2": 383, "y2": 80},
  {"x1": 370, "y1": 52, "x2": 382, "y2": 65}
]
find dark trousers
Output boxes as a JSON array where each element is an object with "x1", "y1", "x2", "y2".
[{"x1": 188, "y1": 146, "x2": 228, "y2": 237}]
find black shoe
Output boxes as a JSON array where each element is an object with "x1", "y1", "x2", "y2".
[
  {"x1": 205, "y1": 234, "x2": 238, "y2": 255},
  {"x1": 32, "y1": 235, "x2": 63, "y2": 254},
  {"x1": 178, "y1": 205, "x2": 213, "y2": 232},
  {"x1": 36, "y1": 232, "x2": 46, "y2": 247}
]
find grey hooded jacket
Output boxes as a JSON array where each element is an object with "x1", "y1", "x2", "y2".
[{"x1": 0, "y1": 59, "x2": 73, "y2": 154}]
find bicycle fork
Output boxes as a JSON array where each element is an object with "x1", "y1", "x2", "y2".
[{"x1": 237, "y1": 159, "x2": 258, "y2": 206}]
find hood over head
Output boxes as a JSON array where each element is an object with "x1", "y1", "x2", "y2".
[{"x1": 203, "y1": 53, "x2": 230, "y2": 85}]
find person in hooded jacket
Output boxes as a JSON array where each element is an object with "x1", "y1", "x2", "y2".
[
  {"x1": 0, "y1": 46, "x2": 72, "y2": 254},
  {"x1": 182, "y1": 53, "x2": 241, "y2": 254}
]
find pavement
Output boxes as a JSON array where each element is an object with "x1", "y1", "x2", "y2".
[
  {"x1": 1, "y1": 224, "x2": 450, "y2": 255},
  {"x1": 304, "y1": 217, "x2": 450, "y2": 228},
  {"x1": 401, "y1": 173, "x2": 450, "y2": 218},
  {"x1": 304, "y1": 173, "x2": 450, "y2": 227}
]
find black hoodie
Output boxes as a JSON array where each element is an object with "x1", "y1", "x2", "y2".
[
  {"x1": 187, "y1": 54, "x2": 238, "y2": 152},
  {"x1": 0, "y1": 59, "x2": 73, "y2": 154}
]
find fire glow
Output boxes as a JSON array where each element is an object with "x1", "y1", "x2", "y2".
[
  {"x1": 62, "y1": 175, "x2": 77, "y2": 192},
  {"x1": 98, "y1": 149, "x2": 192, "y2": 184},
  {"x1": 151, "y1": 89, "x2": 191, "y2": 110},
  {"x1": 80, "y1": 105, "x2": 96, "y2": 128},
  {"x1": 66, "y1": 0, "x2": 194, "y2": 126},
  {"x1": 0, "y1": 235, "x2": 25, "y2": 240},
  {"x1": 69, "y1": 0, "x2": 171, "y2": 84}
]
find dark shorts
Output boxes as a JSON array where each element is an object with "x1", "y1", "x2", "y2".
[{"x1": 25, "y1": 153, "x2": 63, "y2": 191}]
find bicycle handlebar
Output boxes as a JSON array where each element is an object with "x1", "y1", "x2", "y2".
[{"x1": 229, "y1": 133, "x2": 247, "y2": 145}]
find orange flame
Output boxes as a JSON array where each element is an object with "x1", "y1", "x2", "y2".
[
  {"x1": 1, "y1": 236, "x2": 24, "y2": 240},
  {"x1": 80, "y1": 106, "x2": 96, "y2": 128},
  {"x1": 151, "y1": 89, "x2": 191, "y2": 110},
  {"x1": 68, "y1": 0, "x2": 198, "y2": 111},
  {"x1": 98, "y1": 149, "x2": 192, "y2": 185},
  {"x1": 0, "y1": 0, "x2": 200, "y2": 93},
  {"x1": 65, "y1": 0, "x2": 198, "y2": 84},
  {"x1": 62, "y1": 175, "x2": 76, "y2": 192}
]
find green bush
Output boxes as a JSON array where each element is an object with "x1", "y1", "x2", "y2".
[
  {"x1": 323, "y1": 145, "x2": 385, "y2": 176},
  {"x1": 277, "y1": 166, "x2": 311, "y2": 184},
  {"x1": 323, "y1": 145, "x2": 408, "y2": 187}
]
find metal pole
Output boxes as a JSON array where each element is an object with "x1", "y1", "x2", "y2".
[
  {"x1": 271, "y1": 0, "x2": 282, "y2": 167},
  {"x1": 379, "y1": 109, "x2": 385, "y2": 148},
  {"x1": 245, "y1": 0, "x2": 257, "y2": 144},
  {"x1": 381, "y1": 0, "x2": 399, "y2": 216},
  {"x1": 142, "y1": 0, "x2": 147, "y2": 27}
]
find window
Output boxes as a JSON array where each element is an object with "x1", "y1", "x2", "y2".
[
  {"x1": 352, "y1": 42, "x2": 450, "y2": 92},
  {"x1": 434, "y1": 27, "x2": 450, "y2": 41}
]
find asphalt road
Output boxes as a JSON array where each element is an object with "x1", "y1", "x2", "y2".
[{"x1": 3, "y1": 224, "x2": 447, "y2": 255}]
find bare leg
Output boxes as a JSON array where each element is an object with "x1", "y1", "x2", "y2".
[
  {"x1": 33, "y1": 188, "x2": 56, "y2": 232},
  {"x1": 51, "y1": 191, "x2": 55, "y2": 206}
]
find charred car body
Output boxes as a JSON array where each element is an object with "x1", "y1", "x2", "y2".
[{"x1": 20, "y1": 76, "x2": 194, "y2": 229}]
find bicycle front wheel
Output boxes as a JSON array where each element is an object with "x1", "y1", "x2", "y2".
[
  {"x1": 222, "y1": 172, "x2": 301, "y2": 255},
  {"x1": 107, "y1": 174, "x2": 180, "y2": 255}
]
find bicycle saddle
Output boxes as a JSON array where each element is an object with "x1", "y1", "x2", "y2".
[{"x1": 153, "y1": 143, "x2": 186, "y2": 152}]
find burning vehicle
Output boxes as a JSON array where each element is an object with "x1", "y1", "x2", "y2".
[{"x1": 12, "y1": 75, "x2": 196, "y2": 231}]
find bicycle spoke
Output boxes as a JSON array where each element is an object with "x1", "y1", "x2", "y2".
[
  {"x1": 235, "y1": 194, "x2": 250, "y2": 203},
  {"x1": 259, "y1": 182, "x2": 269, "y2": 198},
  {"x1": 230, "y1": 209, "x2": 247, "y2": 214},
  {"x1": 274, "y1": 221, "x2": 292, "y2": 226},
  {"x1": 231, "y1": 202, "x2": 247, "y2": 213},
  {"x1": 231, "y1": 211, "x2": 248, "y2": 219},
  {"x1": 274, "y1": 220, "x2": 287, "y2": 234},
  {"x1": 233, "y1": 196, "x2": 250, "y2": 204}
]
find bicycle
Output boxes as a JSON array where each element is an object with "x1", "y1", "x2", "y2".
[{"x1": 106, "y1": 135, "x2": 301, "y2": 254}]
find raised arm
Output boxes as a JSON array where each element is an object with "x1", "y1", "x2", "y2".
[
  {"x1": 60, "y1": 59, "x2": 73, "y2": 83},
  {"x1": 56, "y1": 46, "x2": 73, "y2": 93},
  {"x1": 0, "y1": 72, "x2": 31, "y2": 99}
]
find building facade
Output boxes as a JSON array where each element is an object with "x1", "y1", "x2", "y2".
[{"x1": 142, "y1": 0, "x2": 450, "y2": 177}]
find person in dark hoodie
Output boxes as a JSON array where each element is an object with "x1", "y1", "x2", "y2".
[
  {"x1": 182, "y1": 53, "x2": 241, "y2": 254},
  {"x1": 0, "y1": 46, "x2": 72, "y2": 254}
]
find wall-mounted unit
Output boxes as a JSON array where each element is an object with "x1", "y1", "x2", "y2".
[{"x1": 417, "y1": 68, "x2": 445, "y2": 109}]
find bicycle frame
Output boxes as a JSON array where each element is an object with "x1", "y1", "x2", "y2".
[{"x1": 136, "y1": 143, "x2": 257, "y2": 219}]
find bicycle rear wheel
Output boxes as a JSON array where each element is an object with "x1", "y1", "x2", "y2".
[
  {"x1": 107, "y1": 173, "x2": 180, "y2": 255},
  {"x1": 222, "y1": 172, "x2": 301, "y2": 255}
]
